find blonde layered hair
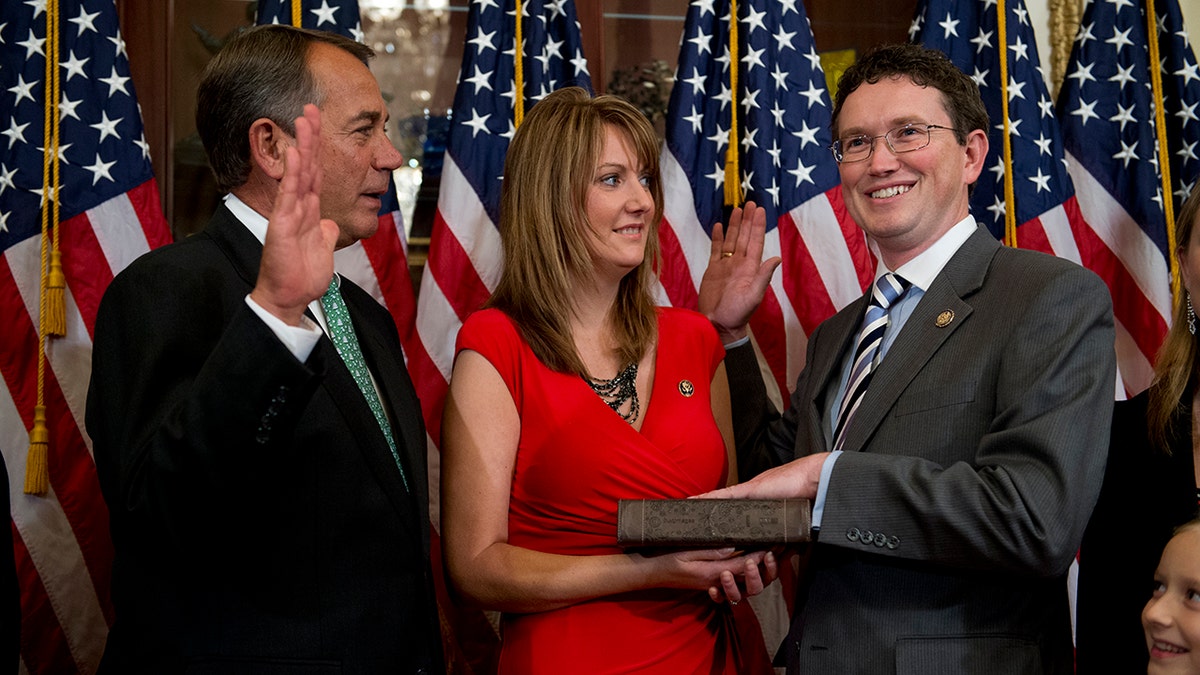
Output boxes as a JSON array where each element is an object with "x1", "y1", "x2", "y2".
[
  {"x1": 1148, "y1": 180, "x2": 1200, "y2": 452},
  {"x1": 487, "y1": 87, "x2": 664, "y2": 376}
]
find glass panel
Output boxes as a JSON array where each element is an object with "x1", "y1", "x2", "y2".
[
  {"x1": 601, "y1": 1, "x2": 689, "y2": 137},
  {"x1": 360, "y1": 1, "x2": 470, "y2": 262},
  {"x1": 171, "y1": 1, "x2": 254, "y2": 240}
]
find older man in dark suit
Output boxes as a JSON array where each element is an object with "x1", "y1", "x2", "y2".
[
  {"x1": 86, "y1": 26, "x2": 440, "y2": 674},
  {"x1": 701, "y1": 43, "x2": 1115, "y2": 674}
]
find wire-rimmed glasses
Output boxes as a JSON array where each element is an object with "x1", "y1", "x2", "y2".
[{"x1": 830, "y1": 123, "x2": 959, "y2": 164}]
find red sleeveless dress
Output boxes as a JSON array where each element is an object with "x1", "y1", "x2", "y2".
[{"x1": 455, "y1": 307, "x2": 743, "y2": 674}]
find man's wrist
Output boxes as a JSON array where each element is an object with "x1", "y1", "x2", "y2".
[
  {"x1": 249, "y1": 287, "x2": 307, "y2": 327},
  {"x1": 723, "y1": 335, "x2": 750, "y2": 350},
  {"x1": 715, "y1": 324, "x2": 749, "y2": 348}
]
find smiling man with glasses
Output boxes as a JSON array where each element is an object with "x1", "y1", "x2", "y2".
[{"x1": 700, "y1": 42, "x2": 1115, "y2": 675}]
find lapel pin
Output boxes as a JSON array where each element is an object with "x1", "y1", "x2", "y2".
[
  {"x1": 935, "y1": 310, "x2": 955, "y2": 328},
  {"x1": 678, "y1": 380, "x2": 695, "y2": 397}
]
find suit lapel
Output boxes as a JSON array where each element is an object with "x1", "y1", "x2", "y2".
[{"x1": 838, "y1": 227, "x2": 998, "y2": 453}]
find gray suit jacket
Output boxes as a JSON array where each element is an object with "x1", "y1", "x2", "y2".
[{"x1": 730, "y1": 226, "x2": 1115, "y2": 674}]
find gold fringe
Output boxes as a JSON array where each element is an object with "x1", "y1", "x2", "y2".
[
  {"x1": 24, "y1": 406, "x2": 49, "y2": 495},
  {"x1": 45, "y1": 250, "x2": 66, "y2": 336},
  {"x1": 1047, "y1": 0, "x2": 1081, "y2": 98}
]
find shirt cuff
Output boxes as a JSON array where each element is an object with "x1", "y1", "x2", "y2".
[
  {"x1": 811, "y1": 450, "x2": 842, "y2": 531},
  {"x1": 723, "y1": 335, "x2": 751, "y2": 350},
  {"x1": 245, "y1": 295, "x2": 322, "y2": 362}
]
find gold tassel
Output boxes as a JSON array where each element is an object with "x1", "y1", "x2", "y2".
[
  {"x1": 45, "y1": 249, "x2": 66, "y2": 337},
  {"x1": 24, "y1": 406, "x2": 49, "y2": 495},
  {"x1": 724, "y1": 149, "x2": 743, "y2": 205}
]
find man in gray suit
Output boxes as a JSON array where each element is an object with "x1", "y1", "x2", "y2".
[{"x1": 701, "y1": 43, "x2": 1114, "y2": 674}]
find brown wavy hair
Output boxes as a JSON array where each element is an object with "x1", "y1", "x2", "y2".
[
  {"x1": 832, "y1": 42, "x2": 989, "y2": 144},
  {"x1": 486, "y1": 87, "x2": 664, "y2": 376},
  {"x1": 1148, "y1": 179, "x2": 1200, "y2": 452}
]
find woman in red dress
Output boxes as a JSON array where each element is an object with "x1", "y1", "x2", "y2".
[{"x1": 440, "y1": 87, "x2": 774, "y2": 674}]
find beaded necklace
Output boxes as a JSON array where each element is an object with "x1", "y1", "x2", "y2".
[{"x1": 585, "y1": 362, "x2": 640, "y2": 424}]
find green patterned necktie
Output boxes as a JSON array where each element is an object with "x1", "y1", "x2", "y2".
[{"x1": 320, "y1": 277, "x2": 409, "y2": 493}]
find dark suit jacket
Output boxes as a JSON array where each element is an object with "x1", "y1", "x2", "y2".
[
  {"x1": 0, "y1": 454, "x2": 17, "y2": 675},
  {"x1": 729, "y1": 226, "x2": 1115, "y2": 674},
  {"x1": 86, "y1": 205, "x2": 442, "y2": 675},
  {"x1": 1076, "y1": 391, "x2": 1199, "y2": 674}
]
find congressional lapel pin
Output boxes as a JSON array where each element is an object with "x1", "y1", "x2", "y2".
[
  {"x1": 678, "y1": 380, "x2": 695, "y2": 397},
  {"x1": 935, "y1": 309, "x2": 955, "y2": 328}
]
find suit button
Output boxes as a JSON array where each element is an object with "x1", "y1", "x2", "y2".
[
  {"x1": 861, "y1": 530, "x2": 873, "y2": 545},
  {"x1": 873, "y1": 532, "x2": 887, "y2": 547},
  {"x1": 846, "y1": 528, "x2": 860, "y2": 542},
  {"x1": 887, "y1": 536, "x2": 900, "y2": 550}
]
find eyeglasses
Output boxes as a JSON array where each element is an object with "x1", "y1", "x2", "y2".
[{"x1": 829, "y1": 123, "x2": 960, "y2": 164}]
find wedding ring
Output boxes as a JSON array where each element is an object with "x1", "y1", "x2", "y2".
[
  {"x1": 730, "y1": 600, "x2": 739, "y2": 606},
  {"x1": 722, "y1": 251, "x2": 734, "y2": 258}
]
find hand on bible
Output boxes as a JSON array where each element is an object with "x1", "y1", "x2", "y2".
[{"x1": 700, "y1": 453, "x2": 829, "y2": 501}]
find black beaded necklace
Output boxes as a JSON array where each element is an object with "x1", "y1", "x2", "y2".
[{"x1": 585, "y1": 362, "x2": 640, "y2": 424}]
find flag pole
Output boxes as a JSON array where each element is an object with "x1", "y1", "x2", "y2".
[
  {"x1": 996, "y1": 0, "x2": 1018, "y2": 248},
  {"x1": 1146, "y1": 0, "x2": 1180, "y2": 302},
  {"x1": 514, "y1": 0, "x2": 525, "y2": 128},
  {"x1": 724, "y1": 0, "x2": 743, "y2": 206}
]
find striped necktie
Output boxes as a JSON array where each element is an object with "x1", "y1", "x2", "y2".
[
  {"x1": 831, "y1": 273, "x2": 911, "y2": 452},
  {"x1": 320, "y1": 277, "x2": 410, "y2": 492}
]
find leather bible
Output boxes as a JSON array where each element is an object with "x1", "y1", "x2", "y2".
[{"x1": 616, "y1": 498, "x2": 813, "y2": 548}]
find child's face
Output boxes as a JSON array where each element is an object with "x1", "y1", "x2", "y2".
[{"x1": 1144, "y1": 528, "x2": 1200, "y2": 674}]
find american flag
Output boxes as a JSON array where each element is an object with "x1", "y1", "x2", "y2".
[
  {"x1": 407, "y1": 0, "x2": 590, "y2": 670},
  {"x1": 0, "y1": 0, "x2": 171, "y2": 672},
  {"x1": 914, "y1": 0, "x2": 1081, "y2": 253},
  {"x1": 912, "y1": 0, "x2": 1106, "y2": 383},
  {"x1": 257, "y1": 0, "x2": 366, "y2": 40},
  {"x1": 659, "y1": 0, "x2": 873, "y2": 412},
  {"x1": 1057, "y1": 0, "x2": 1200, "y2": 395},
  {"x1": 256, "y1": 0, "x2": 418, "y2": 349}
]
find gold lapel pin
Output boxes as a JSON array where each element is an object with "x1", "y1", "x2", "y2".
[
  {"x1": 678, "y1": 380, "x2": 695, "y2": 397},
  {"x1": 935, "y1": 310, "x2": 955, "y2": 328}
]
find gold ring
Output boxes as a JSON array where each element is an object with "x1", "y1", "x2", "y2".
[{"x1": 722, "y1": 251, "x2": 734, "y2": 258}]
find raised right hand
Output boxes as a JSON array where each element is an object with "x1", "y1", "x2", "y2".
[
  {"x1": 697, "y1": 201, "x2": 781, "y2": 344},
  {"x1": 250, "y1": 104, "x2": 341, "y2": 326}
]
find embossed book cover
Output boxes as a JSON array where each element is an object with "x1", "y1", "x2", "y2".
[{"x1": 617, "y1": 499, "x2": 813, "y2": 548}]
